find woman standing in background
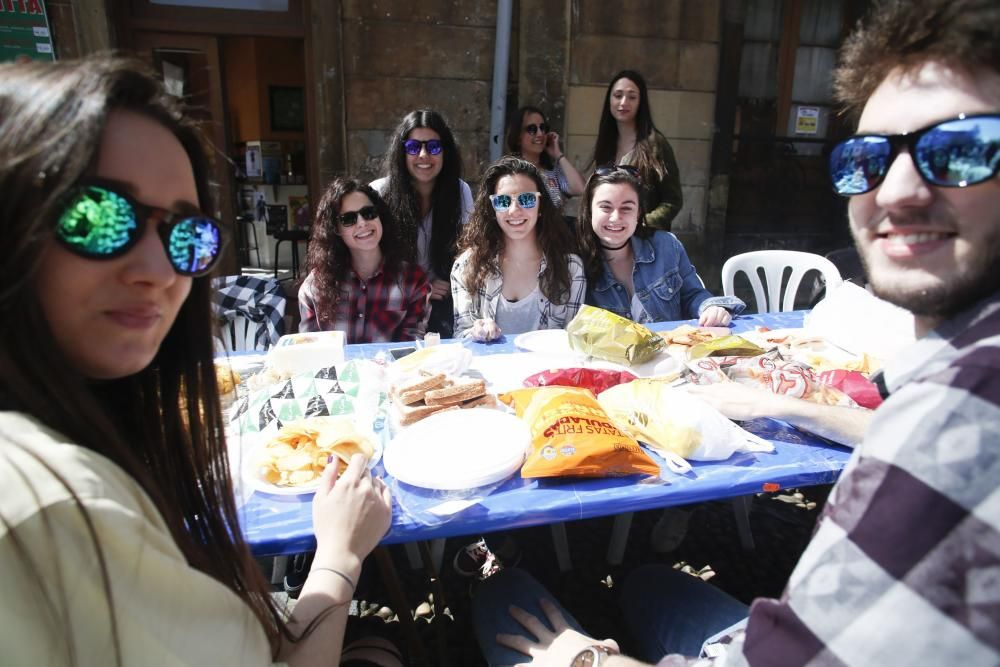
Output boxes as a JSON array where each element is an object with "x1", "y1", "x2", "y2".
[
  {"x1": 505, "y1": 105, "x2": 585, "y2": 212},
  {"x1": 372, "y1": 110, "x2": 473, "y2": 338},
  {"x1": 592, "y1": 69, "x2": 684, "y2": 231}
]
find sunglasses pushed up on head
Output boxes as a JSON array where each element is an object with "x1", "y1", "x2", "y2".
[
  {"x1": 55, "y1": 180, "x2": 223, "y2": 276},
  {"x1": 829, "y1": 113, "x2": 1000, "y2": 196},
  {"x1": 595, "y1": 163, "x2": 642, "y2": 182}
]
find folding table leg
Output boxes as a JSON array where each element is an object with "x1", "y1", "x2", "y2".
[
  {"x1": 270, "y1": 555, "x2": 289, "y2": 585},
  {"x1": 404, "y1": 541, "x2": 423, "y2": 569},
  {"x1": 732, "y1": 495, "x2": 756, "y2": 550},
  {"x1": 550, "y1": 523, "x2": 573, "y2": 572},
  {"x1": 606, "y1": 512, "x2": 633, "y2": 565},
  {"x1": 373, "y1": 546, "x2": 428, "y2": 664}
]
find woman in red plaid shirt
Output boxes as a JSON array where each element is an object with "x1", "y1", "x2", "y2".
[{"x1": 298, "y1": 179, "x2": 431, "y2": 343}]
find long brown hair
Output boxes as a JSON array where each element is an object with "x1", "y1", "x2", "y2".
[
  {"x1": 576, "y1": 167, "x2": 653, "y2": 282},
  {"x1": 305, "y1": 178, "x2": 403, "y2": 325},
  {"x1": 456, "y1": 156, "x2": 576, "y2": 302},
  {"x1": 505, "y1": 105, "x2": 555, "y2": 170},
  {"x1": 591, "y1": 70, "x2": 667, "y2": 181},
  {"x1": 0, "y1": 55, "x2": 289, "y2": 659}
]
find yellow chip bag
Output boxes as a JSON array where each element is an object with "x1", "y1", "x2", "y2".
[
  {"x1": 499, "y1": 386, "x2": 660, "y2": 479},
  {"x1": 565, "y1": 305, "x2": 665, "y2": 366}
]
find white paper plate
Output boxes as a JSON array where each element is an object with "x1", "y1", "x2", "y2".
[
  {"x1": 384, "y1": 409, "x2": 529, "y2": 490},
  {"x1": 513, "y1": 329, "x2": 577, "y2": 356},
  {"x1": 240, "y1": 419, "x2": 383, "y2": 496}
]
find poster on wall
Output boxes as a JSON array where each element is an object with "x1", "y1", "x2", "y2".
[
  {"x1": 0, "y1": 0, "x2": 55, "y2": 63},
  {"x1": 794, "y1": 106, "x2": 820, "y2": 135}
]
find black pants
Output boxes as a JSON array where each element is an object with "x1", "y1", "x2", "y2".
[{"x1": 427, "y1": 294, "x2": 454, "y2": 339}]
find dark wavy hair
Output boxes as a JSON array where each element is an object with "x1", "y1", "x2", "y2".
[
  {"x1": 379, "y1": 109, "x2": 464, "y2": 277},
  {"x1": 305, "y1": 178, "x2": 403, "y2": 325},
  {"x1": 0, "y1": 55, "x2": 292, "y2": 662},
  {"x1": 505, "y1": 105, "x2": 555, "y2": 171},
  {"x1": 834, "y1": 0, "x2": 1000, "y2": 120},
  {"x1": 591, "y1": 70, "x2": 666, "y2": 181},
  {"x1": 577, "y1": 168, "x2": 653, "y2": 282},
  {"x1": 457, "y1": 156, "x2": 576, "y2": 303}
]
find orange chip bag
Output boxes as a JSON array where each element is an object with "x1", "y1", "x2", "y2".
[{"x1": 499, "y1": 386, "x2": 660, "y2": 479}]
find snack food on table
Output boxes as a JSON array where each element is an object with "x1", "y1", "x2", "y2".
[
  {"x1": 658, "y1": 325, "x2": 730, "y2": 358},
  {"x1": 390, "y1": 371, "x2": 497, "y2": 426},
  {"x1": 598, "y1": 380, "x2": 773, "y2": 474},
  {"x1": 565, "y1": 305, "x2": 664, "y2": 366},
  {"x1": 522, "y1": 367, "x2": 638, "y2": 395},
  {"x1": 254, "y1": 416, "x2": 376, "y2": 487},
  {"x1": 214, "y1": 361, "x2": 241, "y2": 395},
  {"x1": 687, "y1": 335, "x2": 765, "y2": 360},
  {"x1": 499, "y1": 386, "x2": 660, "y2": 479}
]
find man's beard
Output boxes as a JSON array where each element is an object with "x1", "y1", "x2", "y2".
[{"x1": 856, "y1": 226, "x2": 1000, "y2": 321}]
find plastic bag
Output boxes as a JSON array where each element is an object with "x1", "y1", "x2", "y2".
[
  {"x1": 597, "y1": 380, "x2": 773, "y2": 474},
  {"x1": 499, "y1": 386, "x2": 660, "y2": 479},
  {"x1": 522, "y1": 367, "x2": 638, "y2": 394},
  {"x1": 565, "y1": 305, "x2": 664, "y2": 366}
]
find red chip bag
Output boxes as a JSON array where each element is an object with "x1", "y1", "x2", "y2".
[
  {"x1": 499, "y1": 386, "x2": 660, "y2": 479},
  {"x1": 818, "y1": 369, "x2": 883, "y2": 409},
  {"x1": 522, "y1": 367, "x2": 638, "y2": 395}
]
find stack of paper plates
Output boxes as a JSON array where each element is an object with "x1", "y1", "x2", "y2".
[{"x1": 384, "y1": 409, "x2": 529, "y2": 490}]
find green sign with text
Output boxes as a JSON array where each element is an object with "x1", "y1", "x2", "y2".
[{"x1": 1, "y1": 0, "x2": 55, "y2": 63}]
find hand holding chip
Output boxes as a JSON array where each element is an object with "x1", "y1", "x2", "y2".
[{"x1": 311, "y1": 453, "x2": 392, "y2": 579}]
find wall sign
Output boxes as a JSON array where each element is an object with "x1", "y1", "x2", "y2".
[
  {"x1": 0, "y1": 0, "x2": 55, "y2": 63},
  {"x1": 794, "y1": 106, "x2": 820, "y2": 135}
]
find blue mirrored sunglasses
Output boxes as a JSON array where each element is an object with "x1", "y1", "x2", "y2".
[
  {"x1": 829, "y1": 113, "x2": 1000, "y2": 196},
  {"x1": 489, "y1": 191, "x2": 540, "y2": 212},
  {"x1": 55, "y1": 180, "x2": 223, "y2": 276}
]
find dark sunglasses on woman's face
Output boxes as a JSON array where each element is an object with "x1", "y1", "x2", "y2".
[
  {"x1": 403, "y1": 139, "x2": 444, "y2": 156},
  {"x1": 829, "y1": 113, "x2": 1000, "y2": 196},
  {"x1": 595, "y1": 163, "x2": 642, "y2": 182},
  {"x1": 524, "y1": 123, "x2": 549, "y2": 136},
  {"x1": 338, "y1": 205, "x2": 378, "y2": 227},
  {"x1": 55, "y1": 180, "x2": 223, "y2": 276}
]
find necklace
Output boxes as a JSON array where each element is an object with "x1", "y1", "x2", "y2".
[{"x1": 600, "y1": 240, "x2": 630, "y2": 251}]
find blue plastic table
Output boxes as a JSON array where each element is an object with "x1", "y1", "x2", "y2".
[{"x1": 238, "y1": 310, "x2": 852, "y2": 556}]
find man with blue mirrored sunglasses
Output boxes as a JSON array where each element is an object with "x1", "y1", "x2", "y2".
[{"x1": 470, "y1": 2, "x2": 1000, "y2": 667}]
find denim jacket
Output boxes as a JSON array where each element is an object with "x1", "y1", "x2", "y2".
[{"x1": 587, "y1": 232, "x2": 745, "y2": 322}]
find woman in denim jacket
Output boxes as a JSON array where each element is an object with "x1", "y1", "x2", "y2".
[{"x1": 578, "y1": 166, "x2": 744, "y2": 325}]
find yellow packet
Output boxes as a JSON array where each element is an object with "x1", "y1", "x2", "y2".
[{"x1": 565, "y1": 305, "x2": 664, "y2": 366}]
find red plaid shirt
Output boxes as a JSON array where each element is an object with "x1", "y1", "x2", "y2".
[{"x1": 298, "y1": 262, "x2": 431, "y2": 344}]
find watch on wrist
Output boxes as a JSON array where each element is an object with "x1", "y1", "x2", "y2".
[{"x1": 571, "y1": 645, "x2": 612, "y2": 667}]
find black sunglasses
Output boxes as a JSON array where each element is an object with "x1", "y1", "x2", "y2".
[
  {"x1": 595, "y1": 164, "x2": 642, "y2": 183},
  {"x1": 55, "y1": 179, "x2": 223, "y2": 277},
  {"x1": 829, "y1": 113, "x2": 1000, "y2": 196},
  {"x1": 524, "y1": 123, "x2": 550, "y2": 136},
  {"x1": 402, "y1": 139, "x2": 444, "y2": 156},
  {"x1": 337, "y1": 205, "x2": 379, "y2": 227}
]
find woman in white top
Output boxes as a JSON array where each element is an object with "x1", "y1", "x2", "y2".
[
  {"x1": 451, "y1": 156, "x2": 586, "y2": 341},
  {"x1": 0, "y1": 55, "x2": 393, "y2": 666},
  {"x1": 371, "y1": 109, "x2": 473, "y2": 338}
]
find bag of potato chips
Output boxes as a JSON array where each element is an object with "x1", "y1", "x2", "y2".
[
  {"x1": 499, "y1": 386, "x2": 660, "y2": 479},
  {"x1": 565, "y1": 305, "x2": 664, "y2": 366}
]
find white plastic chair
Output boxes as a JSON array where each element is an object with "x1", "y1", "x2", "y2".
[
  {"x1": 722, "y1": 250, "x2": 843, "y2": 313},
  {"x1": 217, "y1": 314, "x2": 256, "y2": 353}
]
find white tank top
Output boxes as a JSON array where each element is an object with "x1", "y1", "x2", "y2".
[{"x1": 495, "y1": 286, "x2": 542, "y2": 335}]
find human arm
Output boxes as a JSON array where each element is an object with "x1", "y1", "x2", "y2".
[
  {"x1": 429, "y1": 278, "x2": 451, "y2": 301},
  {"x1": 685, "y1": 382, "x2": 871, "y2": 447},
  {"x1": 546, "y1": 133, "x2": 586, "y2": 197},
  {"x1": 397, "y1": 265, "x2": 432, "y2": 341},
  {"x1": 279, "y1": 455, "x2": 392, "y2": 665},
  {"x1": 496, "y1": 598, "x2": 654, "y2": 667},
  {"x1": 643, "y1": 135, "x2": 684, "y2": 232},
  {"x1": 450, "y1": 252, "x2": 500, "y2": 340},
  {"x1": 297, "y1": 273, "x2": 321, "y2": 332}
]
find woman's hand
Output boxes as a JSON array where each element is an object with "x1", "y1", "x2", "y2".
[
  {"x1": 497, "y1": 599, "x2": 620, "y2": 666},
  {"x1": 544, "y1": 132, "x2": 563, "y2": 160},
  {"x1": 471, "y1": 318, "x2": 502, "y2": 342},
  {"x1": 429, "y1": 278, "x2": 450, "y2": 301},
  {"x1": 311, "y1": 454, "x2": 392, "y2": 577},
  {"x1": 698, "y1": 306, "x2": 732, "y2": 327}
]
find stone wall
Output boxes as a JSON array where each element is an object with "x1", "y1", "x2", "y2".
[
  {"x1": 340, "y1": 0, "x2": 498, "y2": 185},
  {"x1": 563, "y1": 0, "x2": 720, "y2": 266}
]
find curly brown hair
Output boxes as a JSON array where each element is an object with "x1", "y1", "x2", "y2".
[
  {"x1": 456, "y1": 156, "x2": 577, "y2": 303},
  {"x1": 305, "y1": 178, "x2": 403, "y2": 326},
  {"x1": 834, "y1": 0, "x2": 1000, "y2": 120},
  {"x1": 576, "y1": 168, "x2": 652, "y2": 283}
]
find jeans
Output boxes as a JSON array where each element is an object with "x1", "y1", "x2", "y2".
[{"x1": 472, "y1": 565, "x2": 748, "y2": 666}]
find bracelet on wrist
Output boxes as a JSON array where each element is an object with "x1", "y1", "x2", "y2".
[{"x1": 310, "y1": 566, "x2": 357, "y2": 593}]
